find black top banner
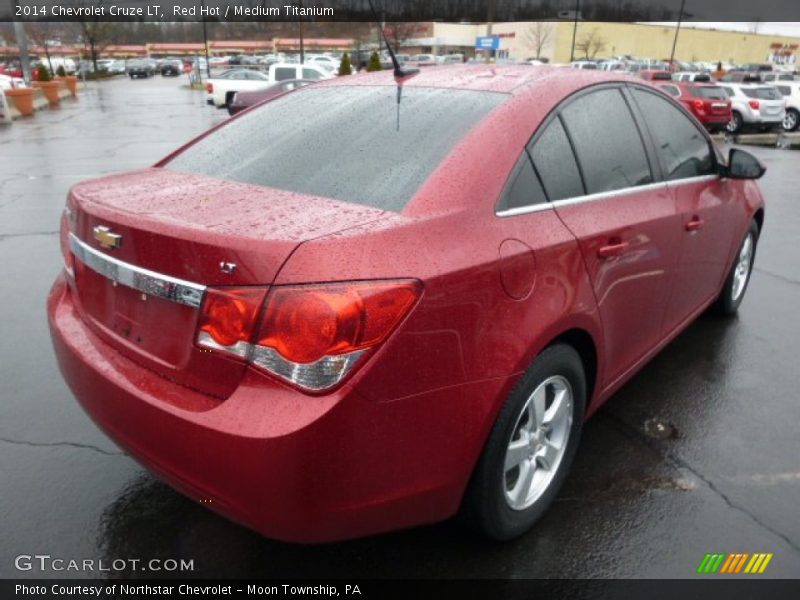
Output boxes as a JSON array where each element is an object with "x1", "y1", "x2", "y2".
[{"x1": 3, "y1": 0, "x2": 800, "y2": 23}]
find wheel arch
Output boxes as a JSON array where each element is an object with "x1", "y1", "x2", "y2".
[{"x1": 547, "y1": 328, "x2": 599, "y2": 416}]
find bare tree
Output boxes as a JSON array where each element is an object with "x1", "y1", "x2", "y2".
[
  {"x1": 385, "y1": 22, "x2": 424, "y2": 54},
  {"x1": 575, "y1": 28, "x2": 607, "y2": 60},
  {"x1": 75, "y1": 20, "x2": 118, "y2": 71},
  {"x1": 523, "y1": 21, "x2": 552, "y2": 60},
  {"x1": 27, "y1": 22, "x2": 56, "y2": 73}
]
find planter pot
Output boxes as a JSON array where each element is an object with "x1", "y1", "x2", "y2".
[
  {"x1": 4, "y1": 87, "x2": 35, "y2": 116},
  {"x1": 32, "y1": 81, "x2": 61, "y2": 106},
  {"x1": 56, "y1": 75, "x2": 78, "y2": 97}
]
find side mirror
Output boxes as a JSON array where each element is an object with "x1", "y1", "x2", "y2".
[{"x1": 723, "y1": 148, "x2": 766, "y2": 180}]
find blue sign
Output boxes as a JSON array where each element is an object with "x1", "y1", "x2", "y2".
[{"x1": 475, "y1": 36, "x2": 500, "y2": 51}]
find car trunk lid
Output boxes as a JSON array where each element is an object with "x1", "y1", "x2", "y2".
[{"x1": 66, "y1": 168, "x2": 387, "y2": 399}]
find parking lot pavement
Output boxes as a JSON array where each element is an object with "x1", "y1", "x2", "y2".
[{"x1": 1, "y1": 75, "x2": 799, "y2": 579}]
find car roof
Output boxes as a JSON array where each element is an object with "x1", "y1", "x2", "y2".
[{"x1": 310, "y1": 64, "x2": 640, "y2": 96}]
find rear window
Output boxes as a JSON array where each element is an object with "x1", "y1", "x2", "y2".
[
  {"x1": 689, "y1": 86, "x2": 728, "y2": 100},
  {"x1": 167, "y1": 86, "x2": 504, "y2": 211},
  {"x1": 742, "y1": 87, "x2": 783, "y2": 100}
]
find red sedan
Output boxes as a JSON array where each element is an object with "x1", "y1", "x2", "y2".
[
  {"x1": 657, "y1": 80, "x2": 733, "y2": 132},
  {"x1": 48, "y1": 66, "x2": 765, "y2": 543}
]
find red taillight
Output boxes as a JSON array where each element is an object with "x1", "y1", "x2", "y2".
[
  {"x1": 206, "y1": 83, "x2": 213, "y2": 93},
  {"x1": 257, "y1": 281, "x2": 421, "y2": 364},
  {"x1": 691, "y1": 99, "x2": 706, "y2": 114},
  {"x1": 195, "y1": 280, "x2": 421, "y2": 391},
  {"x1": 748, "y1": 99, "x2": 760, "y2": 110},
  {"x1": 197, "y1": 287, "x2": 266, "y2": 351}
]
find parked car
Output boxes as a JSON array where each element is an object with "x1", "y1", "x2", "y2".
[
  {"x1": 0, "y1": 73, "x2": 25, "y2": 89},
  {"x1": 207, "y1": 63, "x2": 331, "y2": 108},
  {"x1": 408, "y1": 54, "x2": 438, "y2": 67},
  {"x1": 308, "y1": 55, "x2": 340, "y2": 71},
  {"x1": 160, "y1": 59, "x2": 183, "y2": 77},
  {"x1": 104, "y1": 60, "x2": 127, "y2": 75},
  {"x1": 775, "y1": 81, "x2": 800, "y2": 131},
  {"x1": 761, "y1": 72, "x2": 796, "y2": 83},
  {"x1": 438, "y1": 54, "x2": 465, "y2": 65},
  {"x1": 206, "y1": 69, "x2": 272, "y2": 107},
  {"x1": 639, "y1": 69, "x2": 672, "y2": 81},
  {"x1": 718, "y1": 82, "x2": 786, "y2": 133},
  {"x1": 671, "y1": 72, "x2": 712, "y2": 83},
  {"x1": 655, "y1": 81, "x2": 732, "y2": 132},
  {"x1": 227, "y1": 79, "x2": 314, "y2": 116},
  {"x1": 570, "y1": 60, "x2": 598, "y2": 69},
  {"x1": 49, "y1": 66, "x2": 766, "y2": 544},
  {"x1": 126, "y1": 59, "x2": 157, "y2": 79},
  {"x1": 719, "y1": 72, "x2": 763, "y2": 83}
]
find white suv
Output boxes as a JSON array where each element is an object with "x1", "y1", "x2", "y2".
[
  {"x1": 775, "y1": 81, "x2": 800, "y2": 131},
  {"x1": 718, "y1": 83, "x2": 786, "y2": 133}
]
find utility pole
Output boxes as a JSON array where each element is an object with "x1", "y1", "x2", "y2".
[
  {"x1": 669, "y1": 0, "x2": 687, "y2": 67},
  {"x1": 11, "y1": 13, "x2": 32, "y2": 85},
  {"x1": 570, "y1": 0, "x2": 581, "y2": 62}
]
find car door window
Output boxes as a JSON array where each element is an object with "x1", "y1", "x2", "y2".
[
  {"x1": 631, "y1": 88, "x2": 715, "y2": 181},
  {"x1": 496, "y1": 153, "x2": 548, "y2": 212},
  {"x1": 560, "y1": 88, "x2": 653, "y2": 194},
  {"x1": 528, "y1": 117, "x2": 584, "y2": 201},
  {"x1": 302, "y1": 68, "x2": 322, "y2": 80},
  {"x1": 660, "y1": 84, "x2": 680, "y2": 97}
]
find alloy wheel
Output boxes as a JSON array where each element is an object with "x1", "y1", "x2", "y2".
[
  {"x1": 503, "y1": 375, "x2": 573, "y2": 511},
  {"x1": 732, "y1": 232, "x2": 754, "y2": 302}
]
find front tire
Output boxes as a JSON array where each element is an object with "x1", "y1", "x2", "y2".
[
  {"x1": 783, "y1": 108, "x2": 799, "y2": 132},
  {"x1": 461, "y1": 344, "x2": 586, "y2": 540},
  {"x1": 713, "y1": 220, "x2": 759, "y2": 315}
]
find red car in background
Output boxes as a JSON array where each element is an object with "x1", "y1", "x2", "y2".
[
  {"x1": 48, "y1": 66, "x2": 766, "y2": 543},
  {"x1": 657, "y1": 80, "x2": 733, "y2": 132},
  {"x1": 638, "y1": 69, "x2": 673, "y2": 81},
  {"x1": 227, "y1": 79, "x2": 315, "y2": 116}
]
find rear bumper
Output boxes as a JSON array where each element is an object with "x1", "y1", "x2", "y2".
[{"x1": 47, "y1": 274, "x2": 502, "y2": 542}]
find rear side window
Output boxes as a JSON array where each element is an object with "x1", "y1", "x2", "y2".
[
  {"x1": 660, "y1": 84, "x2": 680, "y2": 97},
  {"x1": 690, "y1": 86, "x2": 727, "y2": 100},
  {"x1": 302, "y1": 68, "x2": 322, "y2": 80},
  {"x1": 274, "y1": 67, "x2": 295, "y2": 81},
  {"x1": 496, "y1": 153, "x2": 547, "y2": 212},
  {"x1": 167, "y1": 86, "x2": 504, "y2": 212},
  {"x1": 528, "y1": 117, "x2": 584, "y2": 201},
  {"x1": 560, "y1": 88, "x2": 653, "y2": 195},
  {"x1": 742, "y1": 87, "x2": 782, "y2": 100},
  {"x1": 631, "y1": 88, "x2": 715, "y2": 181},
  {"x1": 777, "y1": 85, "x2": 791, "y2": 96}
]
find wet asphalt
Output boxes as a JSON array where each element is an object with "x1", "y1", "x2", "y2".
[{"x1": 1, "y1": 75, "x2": 799, "y2": 580}]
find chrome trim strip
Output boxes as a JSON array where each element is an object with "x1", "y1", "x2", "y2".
[
  {"x1": 665, "y1": 174, "x2": 719, "y2": 187},
  {"x1": 68, "y1": 233, "x2": 206, "y2": 308},
  {"x1": 497, "y1": 174, "x2": 722, "y2": 218}
]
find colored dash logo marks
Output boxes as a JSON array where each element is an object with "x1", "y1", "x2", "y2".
[{"x1": 697, "y1": 553, "x2": 773, "y2": 574}]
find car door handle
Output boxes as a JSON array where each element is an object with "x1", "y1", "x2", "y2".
[
  {"x1": 685, "y1": 216, "x2": 705, "y2": 232},
  {"x1": 597, "y1": 241, "x2": 630, "y2": 259}
]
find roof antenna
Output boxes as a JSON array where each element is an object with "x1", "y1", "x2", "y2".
[{"x1": 365, "y1": 0, "x2": 419, "y2": 131}]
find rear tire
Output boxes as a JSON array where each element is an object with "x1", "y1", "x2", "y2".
[
  {"x1": 461, "y1": 344, "x2": 586, "y2": 541},
  {"x1": 713, "y1": 220, "x2": 759, "y2": 316},
  {"x1": 726, "y1": 111, "x2": 743, "y2": 134}
]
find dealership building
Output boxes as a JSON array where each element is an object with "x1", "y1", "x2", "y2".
[{"x1": 402, "y1": 21, "x2": 799, "y2": 65}]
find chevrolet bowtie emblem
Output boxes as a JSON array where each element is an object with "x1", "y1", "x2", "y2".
[{"x1": 93, "y1": 225, "x2": 122, "y2": 249}]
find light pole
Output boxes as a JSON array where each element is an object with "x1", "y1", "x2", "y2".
[
  {"x1": 201, "y1": 0, "x2": 211, "y2": 80},
  {"x1": 570, "y1": 0, "x2": 581, "y2": 63},
  {"x1": 669, "y1": 0, "x2": 687, "y2": 67},
  {"x1": 11, "y1": 5, "x2": 32, "y2": 85}
]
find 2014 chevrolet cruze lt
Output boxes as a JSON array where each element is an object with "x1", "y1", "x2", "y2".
[{"x1": 48, "y1": 66, "x2": 766, "y2": 542}]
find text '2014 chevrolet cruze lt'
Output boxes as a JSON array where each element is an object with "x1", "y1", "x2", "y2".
[{"x1": 48, "y1": 66, "x2": 766, "y2": 542}]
